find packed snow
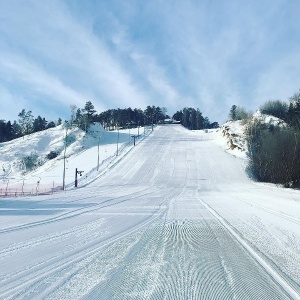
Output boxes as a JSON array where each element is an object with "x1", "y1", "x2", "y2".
[{"x1": 0, "y1": 124, "x2": 299, "y2": 299}]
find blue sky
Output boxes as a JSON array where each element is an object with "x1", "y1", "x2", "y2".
[{"x1": 1, "y1": 0, "x2": 300, "y2": 124}]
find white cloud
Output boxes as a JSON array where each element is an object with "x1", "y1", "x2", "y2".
[
  {"x1": 0, "y1": 86, "x2": 25, "y2": 121},
  {"x1": 254, "y1": 52, "x2": 300, "y2": 105},
  {"x1": 0, "y1": 53, "x2": 85, "y2": 106},
  {"x1": 1, "y1": 0, "x2": 299, "y2": 124},
  {"x1": 0, "y1": 0, "x2": 150, "y2": 118}
]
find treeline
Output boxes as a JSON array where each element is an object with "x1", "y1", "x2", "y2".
[
  {"x1": 0, "y1": 110, "x2": 62, "y2": 142},
  {"x1": 93, "y1": 106, "x2": 219, "y2": 131},
  {"x1": 172, "y1": 108, "x2": 219, "y2": 130},
  {"x1": 71, "y1": 103, "x2": 169, "y2": 130},
  {"x1": 234, "y1": 90, "x2": 300, "y2": 187},
  {"x1": 229, "y1": 93, "x2": 300, "y2": 128},
  {"x1": 0, "y1": 100, "x2": 219, "y2": 143}
]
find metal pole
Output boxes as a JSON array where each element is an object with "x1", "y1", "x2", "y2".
[
  {"x1": 75, "y1": 168, "x2": 78, "y2": 187},
  {"x1": 152, "y1": 114, "x2": 154, "y2": 131},
  {"x1": 5, "y1": 179, "x2": 9, "y2": 196},
  {"x1": 129, "y1": 125, "x2": 131, "y2": 143},
  {"x1": 116, "y1": 126, "x2": 120, "y2": 156},
  {"x1": 62, "y1": 125, "x2": 68, "y2": 191},
  {"x1": 36, "y1": 177, "x2": 40, "y2": 195},
  {"x1": 97, "y1": 135, "x2": 100, "y2": 171}
]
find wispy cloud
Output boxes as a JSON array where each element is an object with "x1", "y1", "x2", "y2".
[
  {"x1": 0, "y1": 0, "x2": 300, "y2": 123},
  {"x1": 254, "y1": 52, "x2": 300, "y2": 106},
  {"x1": 0, "y1": 0, "x2": 150, "y2": 118},
  {"x1": 0, "y1": 53, "x2": 85, "y2": 105}
]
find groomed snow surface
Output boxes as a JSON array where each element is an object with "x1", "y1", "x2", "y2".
[{"x1": 0, "y1": 125, "x2": 300, "y2": 299}]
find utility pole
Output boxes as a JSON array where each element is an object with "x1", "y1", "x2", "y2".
[
  {"x1": 75, "y1": 168, "x2": 84, "y2": 187},
  {"x1": 92, "y1": 130, "x2": 101, "y2": 171},
  {"x1": 128, "y1": 123, "x2": 131, "y2": 143},
  {"x1": 116, "y1": 125, "x2": 120, "y2": 156},
  {"x1": 22, "y1": 179, "x2": 25, "y2": 196},
  {"x1": 5, "y1": 179, "x2": 9, "y2": 196},
  {"x1": 132, "y1": 135, "x2": 136, "y2": 146},
  {"x1": 97, "y1": 135, "x2": 100, "y2": 171},
  {"x1": 152, "y1": 113, "x2": 154, "y2": 131},
  {"x1": 62, "y1": 123, "x2": 69, "y2": 191},
  {"x1": 36, "y1": 177, "x2": 41, "y2": 195}
]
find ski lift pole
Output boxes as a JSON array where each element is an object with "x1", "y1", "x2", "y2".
[
  {"x1": 36, "y1": 177, "x2": 41, "y2": 195},
  {"x1": 97, "y1": 134, "x2": 101, "y2": 171},
  {"x1": 5, "y1": 179, "x2": 9, "y2": 196},
  {"x1": 22, "y1": 179, "x2": 25, "y2": 196},
  {"x1": 75, "y1": 168, "x2": 84, "y2": 187},
  {"x1": 62, "y1": 125, "x2": 69, "y2": 191},
  {"x1": 131, "y1": 135, "x2": 136, "y2": 146},
  {"x1": 116, "y1": 125, "x2": 120, "y2": 156},
  {"x1": 128, "y1": 124, "x2": 131, "y2": 143}
]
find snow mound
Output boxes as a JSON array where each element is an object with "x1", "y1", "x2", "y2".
[
  {"x1": 219, "y1": 120, "x2": 247, "y2": 159},
  {"x1": 252, "y1": 111, "x2": 287, "y2": 127}
]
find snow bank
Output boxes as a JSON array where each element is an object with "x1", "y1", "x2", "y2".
[
  {"x1": 213, "y1": 120, "x2": 248, "y2": 159},
  {"x1": 252, "y1": 111, "x2": 287, "y2": 127}
]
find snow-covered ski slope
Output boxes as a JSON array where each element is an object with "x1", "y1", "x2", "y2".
[
  {"x1": 0, "y1": 125, "x2": 300, "y2": 299},
  {"x1": 0, "y1": 123, "x2": 148, "y2": 194}
]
